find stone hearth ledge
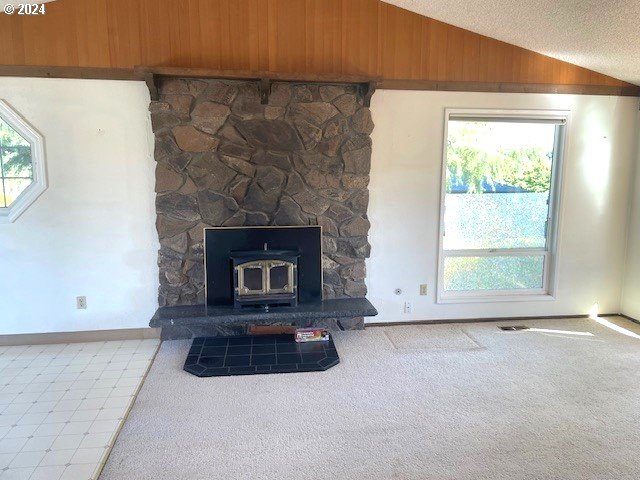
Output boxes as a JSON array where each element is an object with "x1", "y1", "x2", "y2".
[{"x1": 150, "y1": 298, "x2": 377, "y2": 340}]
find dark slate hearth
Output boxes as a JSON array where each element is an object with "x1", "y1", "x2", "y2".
[
  {"x1": 184, "y1": 334, "x2": 340, "y2": 377},
  {"x1": 151, "y1": 297, "x2": 377, "y2": 339}
]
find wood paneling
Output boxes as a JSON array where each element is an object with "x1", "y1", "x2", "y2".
[{"x1": 0, "y1": 0, "x2": 635, "y2": 91}]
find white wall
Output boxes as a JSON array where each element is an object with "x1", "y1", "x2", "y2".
[
  {"x1": 621, "y1": 123, "x2": 640, "y2": 319},
  {"x1": 367, "y1": 90, "x2": 639, "y2": 323},
  {"x1": 1, "y1": 79, "x2": 637, "y2": 333},
  {"x1": 0, "y1": 78, "x2": 158, "y2": 335}
]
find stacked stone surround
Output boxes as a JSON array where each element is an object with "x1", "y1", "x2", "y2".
[{"x1": 151, "y1": 77, "x2": 374, "y2": 328}]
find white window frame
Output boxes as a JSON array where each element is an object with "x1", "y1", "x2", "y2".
[
  {"x1": 0, "y1": 100, "x2": 47, "y2": 223},
  {"x1": 437, "y1": 108, "x2": 568, "y2": 303}
]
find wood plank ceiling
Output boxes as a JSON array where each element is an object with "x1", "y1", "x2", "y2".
[{"x1": 0, "y1": 0, "x2": 636, "y2": 94}]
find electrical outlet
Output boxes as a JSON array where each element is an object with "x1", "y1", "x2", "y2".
[
  {"x1": 404, "y1": 301, "x2": 412, "y2": 314},
  {"x1": 419, "y1": 284, "x2": 428, "y2": 295},
  {"x1": 76, "y1": 296, "x2": 87, "y2": 310}
]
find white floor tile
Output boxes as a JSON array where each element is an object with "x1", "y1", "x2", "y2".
[
  {"x1": 26, "y1": 402, "x2": 57, "y2": 414},
  {"x1": 0, "y1": 405, "x2": 30, "y2": 416},
  {"x1": 131, "y1": 353, "x2": 154, "y2": 362},
  {"x1": 51, "y1": 400, "x2": 82, "y2": 413},
  {"x1": 29, "y1": 357, "x2": 53, "y2": 367},
  {"x1": 8, "y1": 449, "x2": 46, "y2": 468},
  {"x1": 0, "y1": 395, "x2": 18, "y2": 406},
  {"x1": 15, "y1": 413, "x2": 48, "y2": 426},
  {"x1": 0, "y1": 415, "x2": 22, "y2": 428},
  {"x1": 77, "y1": 398, "x2": 106, "y2": 411},
  {"x1": 3, "y1": 425, "x2": 38, "y2": 439},
  {"x1": 127, "y1": 360, "x2": 151, "y2": 370},
  {"x1": 80, "y1": 365, "x2": 104, "y2": 374},
  {"x1": 59, "y1": 463, "x2": 94, "y2": 480},
  {"x1": 12, "y1": 393, "x2": 41, "y2": 404},
  {"x1": 0, "y1": 369, "x2": 21, "y2": 378},
  {"x1": 119, "y1": 368, "x2": 145, "y2": 378},
  {"x1": 32, "y1": 423, "x2": 65, "y2": 438},
  {"x1": 110, "y1": 354, "x2": 134, "y2": 365},
  {"x1": 58, "y1": 390, "x2": 89, "y2": 401},
  {"x1": 96, "y1": 370, "x2": 121, "y2": 380},
  {"x1": 49, "y1": 358, "x2": 71, "y2": 367},
  {"x1": 0, "y1": 338, "x2": 158, "y2": 480},
  {"x1": 0, "y1": 386, "x2": 22, "y2": 396},
  {"x1": 54, "y1": 373, "x2": 80, "y2": 383},
  {"x1": 0, "y1": 438, "x2": 27, "y2": 454},
  {"x1": 92, "y1": 379, "x2": 118, "y2": 390},
  {"x1": 31, "y1": 376, "x2": 58, "y2": 385},
  {"x1": 42, "y1": 412, "x2": 73, "y2": 425},
  {"x1": 114, "y1": 377, "x2": 140, "y2": 388},
  {"x1": 69, "y1": 410, "x2": 98, "y2": 423},
  {"x1": 70, "y1": 380, "x2": 96, "y2": 391},
  {"x1": 69, "y1": 447, "x2": 106, "y2": 465},
  {"x1": 9, "y1": 376, "x2": 38, "y2": 386},
  {"x1": 78, "y1": 432, "x2": 112, "y2": 450},
  {"x1": 83, "y1": 389, "x2": 111, "y2": 399},
  {"x1": 94, "y1": 408, "x2": 126, "y2": 422},
  {"x1": 36, "y1": 392, "x2": 65, "y2": 404},
  {"x1": 18, "y1": 384, "x2": 49, "y2": 394},
  {"x1": 89, "y1": 356, "x2": 114, "y2": 366},
  {"x1": 30, "y1": 465, "x2": 66, "y2": 480},
  {"x1": 46, "y1": 382, "x2": 75, "y2": 393},
  {"x1": 21, "y1": 435, "x2": 56, "y2": 452},
  {"x1": 102, "y1": 396, "x2": 131, "y2": 410},
  {"x1": 0, "y1": 364, "x2": 22, "y2": 372},
  {"x1": 59, "y1": 422, "x2": 92, "y2": 436},
  {"x1": 87, "y1": 420, "x2": 119, "y2": 434},
  {"x1": 61, "y1": 365, "x2": 84, "y2": 374},
  {"x1": 38, "y1": 449, "x2": 74, "y2": 467},
  {"x1": 0, "y1": 467, "x2": 35, "y2": 480},
  {"x1": 50, "y1": 435, "x2": 84, "y2": 452},
  {"x1": 0, "y1": 452, "x2": 16, "y2": 468},
  {"x1": 40, "y1": 366, "x2": 64, "y2": 375},
  {"x1": 28, "y1": 359, "x2": 52, "y2": 368},
  {"x1": 102, "y1": 363, "x2": 128, "y2": 372},
  {"x1": 108, "y1": 386, "x2": 136, "y2": 398}
]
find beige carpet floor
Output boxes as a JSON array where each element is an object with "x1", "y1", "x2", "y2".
[{"x1": 100, "y1": 317, "x2": 640, "y2": 480}]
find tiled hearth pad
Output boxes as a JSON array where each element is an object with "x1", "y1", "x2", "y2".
[{"x1": 183, "y1": 334, "x2": 340, "y2": 377}]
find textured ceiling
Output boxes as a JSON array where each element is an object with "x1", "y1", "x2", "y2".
[{"x1": 382, "y1": 0, "x2": 640, "y2": 85}]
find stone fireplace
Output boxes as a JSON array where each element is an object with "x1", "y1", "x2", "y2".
[{"x1": 150, "y1": 77, "x2": 374, "y2": 331}]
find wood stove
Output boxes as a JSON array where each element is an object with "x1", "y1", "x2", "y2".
[
  {"x1": 203, "y1": 226, "x2": 323, "y2": 308},
  {"x1": 231, "y1": 246, "x2": 299, "y2": 308}
]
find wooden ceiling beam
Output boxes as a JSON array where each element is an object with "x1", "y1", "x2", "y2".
[
  {"x1": 1, "y1": 64, "x2": 637, "y2": 98},
  {"x1": 0, "y1": 65, "x2": 138, "y2": 81},
  {"x1": 379, "y1": 78, "x2": 640, "y2": 97}
]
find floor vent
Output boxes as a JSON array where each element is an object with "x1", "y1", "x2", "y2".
[{"x1": 499, "y1": 326, "x2": 530, "y2": 331}]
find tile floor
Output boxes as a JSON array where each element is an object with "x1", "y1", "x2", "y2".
[{"x1": 0, "y1": 339, "x2": 160, "y2": 480}]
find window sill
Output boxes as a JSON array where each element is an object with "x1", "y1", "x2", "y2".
[{"x1": 437, "y1": 293, "x2": 556, "y2": 304}]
